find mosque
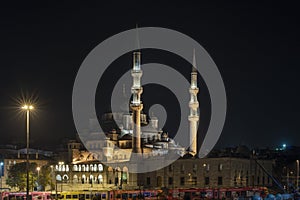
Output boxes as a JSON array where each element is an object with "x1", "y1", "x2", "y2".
[
  {"x1": 70, "y1": 47, "x2": 200, "y2": 165},
  {"x1": 55, "y1": 48, "x2": 272, "y2": 191}
]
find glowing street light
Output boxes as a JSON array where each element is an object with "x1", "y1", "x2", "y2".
[
  {"x1": 36, "y1": 166, "x2": 40, "y2": 176},
  {"x1": 21, "y1": 104, "x2": 34, "y2": 200}
]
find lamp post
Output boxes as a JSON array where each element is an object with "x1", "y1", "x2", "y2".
[
  {"x1": 22, "y1": 104, "x2": 34, "y2": 200},
  {"x1": 50, "y1": 165, "x2": 54, "y2": 192},
  {"x1": 36, "y1": 166, "x2": 40, "y2": 191},
  {"x1": 0, "y1": 161, "x2": 3, "y2": 190},
  {"x1": 297, "y1": 160, "x2": 299, "y2": 191}
]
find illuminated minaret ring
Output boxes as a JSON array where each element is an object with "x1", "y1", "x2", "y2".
[
  {"x1": 130, "y1": 27, "x2": 143, "y2": 153},
  {"x1": 188, "y1": 49, "x2": 199, "y2": 156}
]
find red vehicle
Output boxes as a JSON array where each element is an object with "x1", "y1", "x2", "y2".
[
  {"x1": 0, "y1": 191, "x2": 52, "y2": 200},
  {"x1": 110, "y1": 189, "x2": 160, "y2": 200},
  {"x1": 109, "y1": 187, "x2": 267, "y2": 200},
  {"x1": 167, "y1": 187, "x2": 268, "y2": 200}
]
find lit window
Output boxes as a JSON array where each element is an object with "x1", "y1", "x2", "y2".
[
  {"x1": 56, "y1": 174, "x2": 62, "y2": 181},
  {"x1": 73, "y1": 165, "x2": 78, "y2": 171},
  {"x1": 98, "y1": 164, "x2": 103, "y2": 172},
  {"x1": 98, "y1": 175, "x2": 103, "y2": 184},
  {"x1": 218, "y1": 164, "x2": 223, "y2": 171}
]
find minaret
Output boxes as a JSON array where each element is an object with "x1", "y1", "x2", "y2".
[
  {"x1": 188, "y1": 49, "x2": 199, "y2": 156},
  {"x1": 130, "y1": 28, "x2": 143, "y2": 153}
]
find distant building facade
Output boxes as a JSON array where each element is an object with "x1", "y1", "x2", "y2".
[{"x1": 0, "y1": 145, "x2": 53, "y2": 191}]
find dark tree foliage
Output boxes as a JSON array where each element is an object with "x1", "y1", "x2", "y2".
[{"x1": 6, "y1": 162, "x2": 52, "y2": 191}]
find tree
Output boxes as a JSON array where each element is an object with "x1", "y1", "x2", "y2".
[
  {"x1": 6, "y1": 162, "x2": 52, "y2": 191},
  {"x1": 38, "y1": 165, "x2": 54, "y2": 191},
  {"x1": 6, "y1": 162, "x2": 38, "y2": 191}
]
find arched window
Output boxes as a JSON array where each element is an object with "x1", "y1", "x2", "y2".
[
  {"x1": 66, "y1": 165, "x2": 69, "y2": 172},
  {"x1": 98, "y1": 164, "x2": 103, "y2": 172},
  {"x1": 86, "y1": 164, "x2": 89, "y2": 172},
  {"x1": 90, "y1": 164, "x2": 93, "y2": 171},
  {"x1": 98, "y1": 175, "x2": 103, "y2": 184},
  {"x1": 82, "y1": 174, "x2": 86, "y2": 184},
  {"x1": 73, "y1": 175, "x2": 78, "y2": 183},
  {"x1": 78, "y1": 165, "x2": 81, "y2": 172},
  {"x1": 115, "y1": 167, "x2": 121, "y2": 186},
  {"x1": 89, "y1": 175, "x2": 94, "y2": 184},
  {"x1": 82, "y1": 165, "x2": 85, "y2": 172},
  {"x1": 56, "y1": 174, "x2": 62, "y2": 181},
  {"x1": 122, "y1": 166, "x2": 128, "y2": 184},
  {"x1": 73, "y1": 165, "x2": 78, "y2": 171},
  {"x1": 107, "y1": 167, "x2": 113, "y2": 184},
  {"x1": 63, "y1": 174, "x2": 69, "y2": 181},
  {"x1": 94, "y1": 164, "x2": 97, "y2": 172}
]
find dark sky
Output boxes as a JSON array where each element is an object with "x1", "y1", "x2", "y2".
[{"x1": 0, "y1": 1, "x2": 299, "y2": 150}]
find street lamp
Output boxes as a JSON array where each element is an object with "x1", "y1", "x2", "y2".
[
  {"x1": 22, "y1": 104, "x2": 34, "y2": 200},
  {"x1": 37, "y1": 166, "x2": 40, "y2": 190},
  {"x1": 37, "y1": 166, "x2": 40, "y2": 176}
]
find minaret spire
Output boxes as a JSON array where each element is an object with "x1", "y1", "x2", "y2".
[
  {"x1": 188, "y1": 49, "x2": 199, "y2": 156},
  {"x1": 135, "y1": 24, "x2": 140, "y2": 50},
  {"x1": 131, "y1": 25, "x2": 143, "y2": 153}
]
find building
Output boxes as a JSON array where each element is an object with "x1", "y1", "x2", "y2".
[
  {"x1": 0, "y1": 145, "x2": 53, "y2": 191},
  {"x1": 52, "y1": 46, "x2": 274, "y2": 192}
]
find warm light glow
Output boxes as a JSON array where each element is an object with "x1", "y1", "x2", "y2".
[
  {"x1": 22, "y1": 104, "x2": 34, "y2": 110},
  {"x1": 36, "y1": 166, "x2": 40, "y2": 171},
  {"x1": 22, "y1": 105, "x2": 28, "y2": 110}
]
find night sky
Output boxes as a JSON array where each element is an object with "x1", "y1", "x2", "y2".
[{"x1": 0, "y1": 1, "x2": 299, "y2": 150}]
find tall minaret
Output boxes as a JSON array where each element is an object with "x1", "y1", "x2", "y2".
[
  {"x1": 188, "y1": 49, "x2": 199, "y2": 156},
  {"x1": 130, "y1": 28, "x2": 143, "y2": 153}
]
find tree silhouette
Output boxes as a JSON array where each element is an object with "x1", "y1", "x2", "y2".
[{"x1": 6, "y1": 162, "x2": 52, "y2": 191}]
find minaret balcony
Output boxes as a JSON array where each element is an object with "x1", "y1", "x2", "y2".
[
  {"x1": 189, "y1": 88, "x2": 199, "y2": 94},
  {"x1": 189, "y1": 101, "x2": 199, "y2": 108},
  {"x1": 188, "y1": 115, "x2": 199, "y2": 121}
]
